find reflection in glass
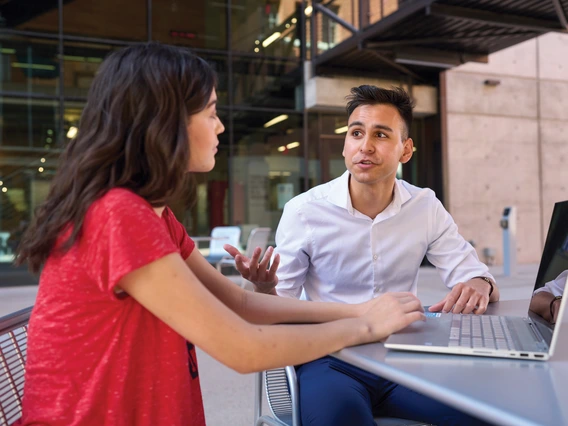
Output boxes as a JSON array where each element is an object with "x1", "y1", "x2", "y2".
[
  {"x1": 63, "y1": 0, "x2": 146, "y2": 41},
  {"x1": 63, "y1": 43, "x2": 114, "y2": 98},
  {"x1": 231, "y1": 0, "x2": 300, "y2": 58},
  {"x1": 0, "y1": 36, "x2": 60, "y2": 96},
  {"x1": 0, "y1": 1, "x2": 59, "y2": 33},
  {"x1": 152, "y1": 0, "x2": 227, "y2": 50},
  {"x1": 232, "y1": 56, "x2": 301, "y2": 109},
  {"x1": 231, "y1": 110, "x2": 303, "y2": 233},
  {"x1": 529, "y1": 201, "x2": 568, "y2": 324},
  {"x1": 0, "y1": 97, "x2": 61, "y2": 262}
]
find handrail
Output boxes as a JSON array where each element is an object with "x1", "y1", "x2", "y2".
[{"x1": 0, "y1": 306, "x2": 32, "y2": 334}]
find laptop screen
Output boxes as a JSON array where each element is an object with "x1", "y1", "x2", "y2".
[{"x1": 528, "y1": 200, "x2": 568, "y2": 335}]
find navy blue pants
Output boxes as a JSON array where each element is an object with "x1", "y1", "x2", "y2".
[{"x1": 296, "y1": 356, "x2": 493, "y2": 426}]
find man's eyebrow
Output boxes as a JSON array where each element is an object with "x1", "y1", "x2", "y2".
[{"x1": 347, "y1": 121, "x2": 393, "y2": 133}]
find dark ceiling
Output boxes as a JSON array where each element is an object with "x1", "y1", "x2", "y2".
[{"x1": 314, "y1": 0, "x2": 568, "y2": 83}]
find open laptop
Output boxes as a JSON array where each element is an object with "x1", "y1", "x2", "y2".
[{"x1": 385, "y1": 200, "x2": 568, "y2": 361}]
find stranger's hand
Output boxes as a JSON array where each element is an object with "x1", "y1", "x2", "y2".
[
  {"x1": 429, "y1": 279, "x2": 491, "y2": 315},
  {"x1": 223, "y1": 244, "x2": 280, "y2": 294},
  {"x1": 359, "y1": 293, "x2": 425, "y2": 342}
]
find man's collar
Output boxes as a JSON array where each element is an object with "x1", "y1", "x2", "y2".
[{"x1": 326, "y1": 171, "x2": 412, "y2": 215}]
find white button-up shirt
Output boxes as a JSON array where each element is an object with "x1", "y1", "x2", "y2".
[{"x1": 275, "y1": 171, "x2": 494, "y2": 303}]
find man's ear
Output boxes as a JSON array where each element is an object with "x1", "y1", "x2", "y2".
[{"x1": 400, "y1": 138, "x2": 413, "y2": 164}]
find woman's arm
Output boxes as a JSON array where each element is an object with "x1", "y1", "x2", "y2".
[
  {"x1": 185, "y1": 248, "x2": 364, "y2": 325},
  {"x1": 119, "y1": 252, "x2": 424, "y2": 374}
]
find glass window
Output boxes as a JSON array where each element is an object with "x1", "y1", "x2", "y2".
[
  {"x1": 232, "y1": 56, "x2": 301, "y2": 109},
  {"x1": 0, "y1": 97, "x2": 61, "y2": 149},
  {"x1": 231, "y1": 110, "x2": 303, "y2": 233},
  {"x1": 62, "y1": 0, "x2": 147, "y2": 41},
  {"x1": 0, "y1": 1, "x2": 59, "y2": 33},
  {"x1": 62, "y1": 42, "x2": 115, "y2": 98},
  {"x1": 231, "y1": 0, "x2": 301, "y2": 58},
  {"x1": 152, "y1": 0, "x2": 227, "y2": 50},
  {"x1": 0, "y1": 36, "x2": 60, "y2": 97},
  {"x1": 0, "y1": 96, "x2": 61, "y2": 262}
]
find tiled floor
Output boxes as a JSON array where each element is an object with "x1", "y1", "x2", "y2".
[{"x1": 0, "y1": 263, "x2": 539, "y2": 426}]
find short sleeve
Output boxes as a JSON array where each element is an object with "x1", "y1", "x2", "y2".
[
  {"x1": 162, "y1": 207, "x2": 195, "y2": 260},
  {"x1": 82, "y1": 189, "x2": 182, "y2": 294}
]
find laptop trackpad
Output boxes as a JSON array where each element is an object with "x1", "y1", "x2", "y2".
[{"x1": 388, "y1": 314, "x2": 452, "y2": 346}]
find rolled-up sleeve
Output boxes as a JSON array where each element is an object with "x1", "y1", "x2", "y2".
[{"x1": 426, "y1": 197, "x2": 495, "y2": 288}]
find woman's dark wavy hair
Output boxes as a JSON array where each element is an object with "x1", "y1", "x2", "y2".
[{"x1": 16, "y1": 42, "x2": 216, "y2": 273}]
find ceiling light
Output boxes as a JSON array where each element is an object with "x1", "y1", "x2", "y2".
[
  {"x1": 291, "y1": 18, "x2": 297, "y2": 24},
  {"x1": 412, "y1": 147, "x2": 417, "y2": 152},
  {"x1": 38, "y1": 167, "x2": 44, "y2": 173},
  {"x1": 262, "y1": 32, "x2": 281, "y2": 48},
  {"x1": 277, "y1": 146, "x2": 286, "y2": 152},
  {"x1": 2, "y1": 187, "x2": 6, "y2": 193},
  {"x1": 40, "y1": 158, "x2": 46, "y2": 163},
  {"x1": 305, "y1": 5, "x2": 313, "y2": 16},
  {"x1": 263, "y1": 114, "x2": 288, "y2": 128},
  {"x1": 67, "y1": 126, "x2": 78, "y2": 139},
  {"x1": 254, "y1": 47, "x2": 260, "y2": 53},
  {"x1": 255, "y1": 40, "x2": 260, "y2": 45},
  {"x1": 334, "y1": 125, "x2": 348, "y2": 134},
  {"x1": 0, "y1": 181, "x2": 3, "y2": 185},
  {"x1": 286, "y1": 142, "x2": 300, "y2": 149},
  {"x1": 12, "y1": 63, "x2": 56, "y2": 71}
]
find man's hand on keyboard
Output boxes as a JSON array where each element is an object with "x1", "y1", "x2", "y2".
[{"x1": 429, "y1": 279, "x2": 492, "y2": 315}]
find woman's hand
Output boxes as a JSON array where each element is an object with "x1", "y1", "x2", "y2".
[{"x1": 358, "y1": 292, "x2": 426, "y2": 343}]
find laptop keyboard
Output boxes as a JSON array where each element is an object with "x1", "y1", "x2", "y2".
[{"x1": 449, "y1": 315, "x2": 515, "y2": 350}]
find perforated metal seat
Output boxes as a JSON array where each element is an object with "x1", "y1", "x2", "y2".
[
  {"x1": 254, "y1": 366, "x2": 432, "y2": 426},
  {"x1": 0, "y1": 307, "x2": 32, "y2": 426}
]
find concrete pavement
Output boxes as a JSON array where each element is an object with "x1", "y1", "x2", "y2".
[{"x1": 0, "y1": 263, "x2": 539, "y2": 426}]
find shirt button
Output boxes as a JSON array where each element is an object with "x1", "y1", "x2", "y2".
[{"x1": 373, "y1": 254, "x2": 378, "y2": 261}]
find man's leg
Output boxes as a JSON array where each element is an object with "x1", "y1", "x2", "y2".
[
  {"x1": 373, "y1": 379, "x2": 494, "y2": 426},
  {"x1": 296, "y1": 356, "x2": 377, "y2": 426}
]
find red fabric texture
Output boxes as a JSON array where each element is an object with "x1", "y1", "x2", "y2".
[{"x1": 18, "y1": 188, "x2": 205, "y2": 426}]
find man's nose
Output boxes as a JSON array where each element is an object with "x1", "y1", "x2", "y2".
[{"x1": 359, "y1": 137, "x2": 374, "y2": 152}]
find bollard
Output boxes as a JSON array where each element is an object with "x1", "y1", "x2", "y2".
[{"x1": 499, "y1": 206, "x2": 517, "y2": 276}]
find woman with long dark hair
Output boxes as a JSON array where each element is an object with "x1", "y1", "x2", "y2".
[{"x1": 15, "y1": 43, "x2": 425, "y2": 425}]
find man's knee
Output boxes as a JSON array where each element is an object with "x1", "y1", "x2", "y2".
[{"x1": 297, "y1": 357, "x2": 375, "y2": 426}]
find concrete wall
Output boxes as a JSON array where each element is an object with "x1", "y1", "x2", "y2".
[
  {"x1": 443, "y1": 33, "x2": 568, "y2": 265},
  {"x1": 305, "y1": 72, "x2": 438, "y2": 117}
]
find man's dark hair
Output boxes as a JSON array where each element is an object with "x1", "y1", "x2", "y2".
[{"x1": 346, "y1": 85, "x2": 414, "y2": 139}]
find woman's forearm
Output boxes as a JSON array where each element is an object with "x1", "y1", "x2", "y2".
[{"x1": 240, "y1": 289, "x2": 362, "y2": 325}]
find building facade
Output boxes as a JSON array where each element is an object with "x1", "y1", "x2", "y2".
[{"x1": 0, "y1": 0, "x2": 566, "y2": 269}]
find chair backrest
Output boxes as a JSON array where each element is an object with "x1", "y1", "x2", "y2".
[
  {"x1": 0, "y1": 307, "x2": 31, "y2": 426},
  {"x1": 257, "y1": 367, "x2": 300, "y2": 426},
  {"x1": 209, "y1": 226, "x2": 241, "y2": 256},
  {"x1": 245, "y1": 228, "x2": 271, "y2": 258},
  {"x1": 239, "y1": 224, "x2": 259, "y2": 249}
]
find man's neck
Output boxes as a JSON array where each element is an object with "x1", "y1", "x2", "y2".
[{"x1": 348, "y1": 176, "x2": 396, "y2": 220}]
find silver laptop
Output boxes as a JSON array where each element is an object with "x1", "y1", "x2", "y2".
[{"x1": 385, "y1": 200, "x2": 568, "y2": 361}]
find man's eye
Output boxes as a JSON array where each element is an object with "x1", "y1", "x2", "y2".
[
  {"x1": 352, "y1": 130, "x2": 362, "y2": 137},
  {"x1": 377, "y1": 132, "x2": 387, "y2": 138}
]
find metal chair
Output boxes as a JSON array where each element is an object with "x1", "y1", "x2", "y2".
[
  {"x1": 0, "y1": 307, "x2": 32, "y2": 426},
  {"x1": 217, "y1": 227, "x2": 271, "y2": 287},
  {"x1": 255, "y1": 367, "x2": 432, "y2": 426}
]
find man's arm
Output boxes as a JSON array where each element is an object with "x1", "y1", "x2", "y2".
[
  {"x1": 426, "y1": 197, "x2": 499, "y2": 314},
  {"x1": 529, "y1": 290, "x2": 560, "y2": 323},
  {"x1": 224, "y1": 201, "x2": 311, "y2": 298}
]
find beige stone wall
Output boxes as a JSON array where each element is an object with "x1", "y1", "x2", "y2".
[{"x1": 443, "y1": 33, "x2": 568, "y2": 265}]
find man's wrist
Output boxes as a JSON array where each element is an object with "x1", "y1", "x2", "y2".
[
  {"x1": 550, "y1": 296, "x2": 562, "y2": 320},
  {"x1": 472, "y1": 276, "x2": 494, "y2": 297}
]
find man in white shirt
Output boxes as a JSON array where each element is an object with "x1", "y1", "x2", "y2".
[{"x1": 225, "y1": 85, "x2": 497, "y2": 425}]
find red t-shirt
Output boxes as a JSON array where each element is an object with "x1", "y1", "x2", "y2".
[{"x1": 19, "y1": 188, "x2": 206, "y2": 426}]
